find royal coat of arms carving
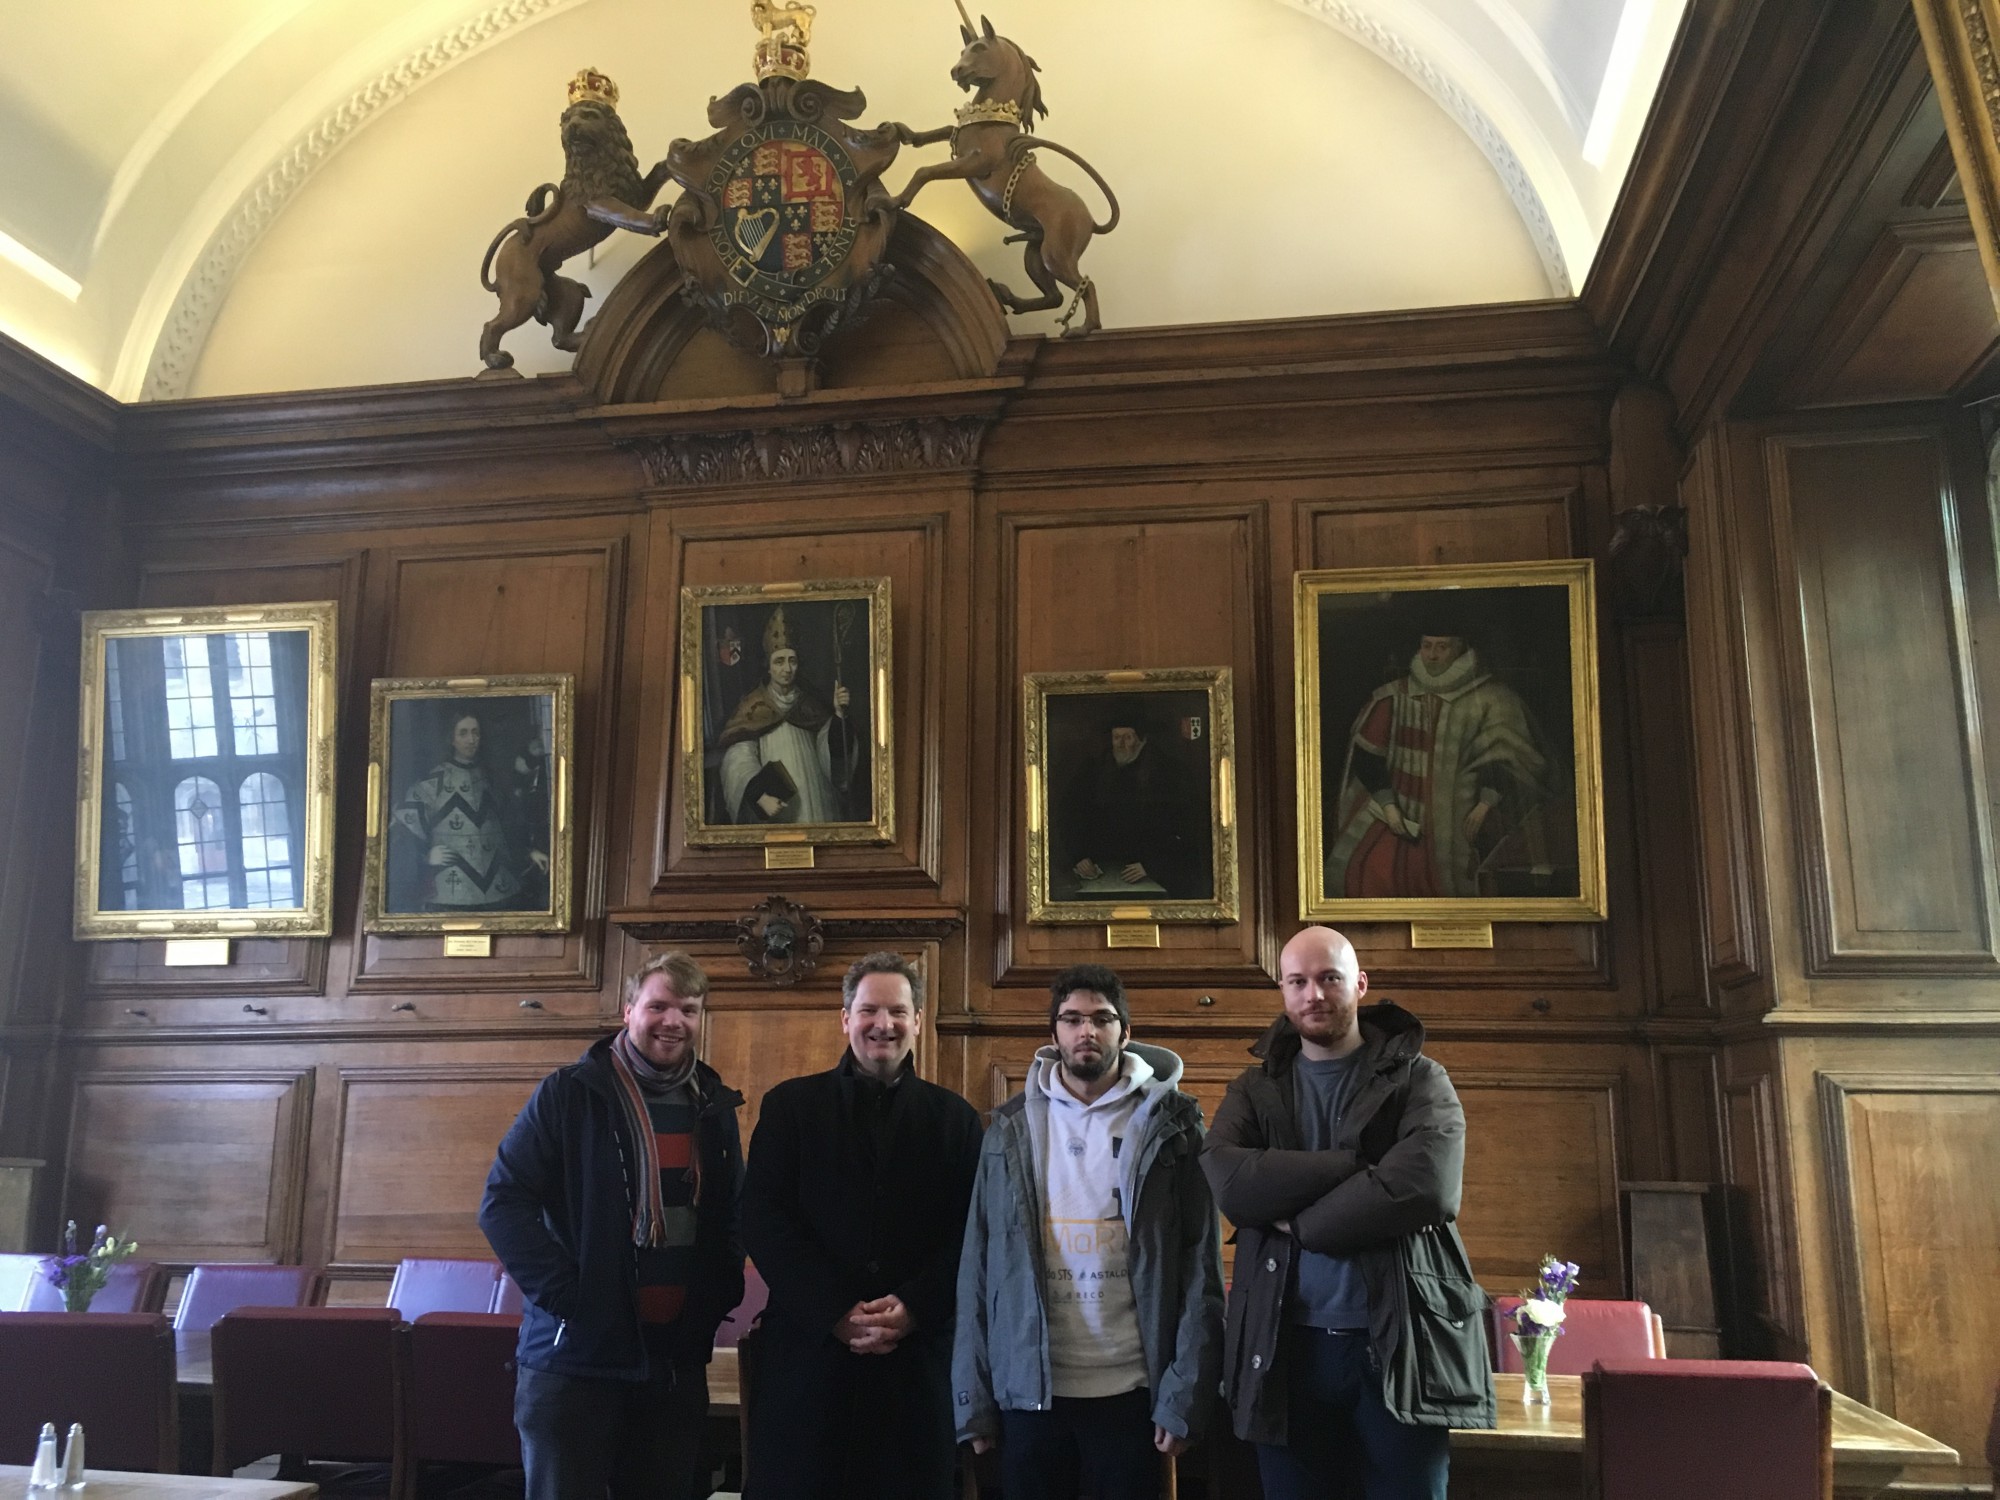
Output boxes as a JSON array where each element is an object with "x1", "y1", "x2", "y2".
[{"x1": 661, "y1": 4, "x2": 903, "y2": 364}]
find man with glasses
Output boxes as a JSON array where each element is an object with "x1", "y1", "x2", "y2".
[{"x1": 953, "y1": 964, "x2": 1224, "y2": 1499}]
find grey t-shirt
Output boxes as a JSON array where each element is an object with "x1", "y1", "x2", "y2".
[{"x1": 1288, "y1": 1053, "x2": 1371, "y2": 1330}]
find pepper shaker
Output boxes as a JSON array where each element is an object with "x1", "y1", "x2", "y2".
[{"x1": 60, "y1": 1422, "x2": 86, "y2": 1489}]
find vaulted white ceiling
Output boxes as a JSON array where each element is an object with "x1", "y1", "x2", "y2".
[{"x1": 0, "y1": 0, "x2": 1683, "y2": 399}]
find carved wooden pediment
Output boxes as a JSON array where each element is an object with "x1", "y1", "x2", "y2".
[{"x1": 630, "y1": 413, "x2": 987, "y2": 488}]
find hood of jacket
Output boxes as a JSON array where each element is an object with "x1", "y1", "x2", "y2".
[{"x1": 1249, "y1": 1000, "x2": 1427, "y2": 1078}]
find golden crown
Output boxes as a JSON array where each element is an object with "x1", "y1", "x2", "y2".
[
  {"x1": 752, "y1": 0, "x2": 815, "y2": 80},
  {"x1": 567, "y1": 68, "x2": 618, "y2": 107}
]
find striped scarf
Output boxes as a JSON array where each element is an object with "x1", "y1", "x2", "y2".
[{"x1": 608, "y1": 1031, "x2": 702, "y2": 1248}]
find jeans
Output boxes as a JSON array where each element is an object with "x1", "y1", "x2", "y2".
[
  {"x1": 515, "y1": 1360, "x2": 710, "y2": 1500},
  {"x1": 1254, "y1": 1327, "x2": 1448, "y2": 1500},
  {"x1": 999, "y1": 1387, "x2": 1161, "y2": 1500}
]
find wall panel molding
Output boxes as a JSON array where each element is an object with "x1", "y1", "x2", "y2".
[
  {"x1": 1764, "y1": 428, "x2": 2000, "y2": 974},
  {"x1": 60, "y1": 1068, "x2": 313, "y2": 1263},
  {"x1": 1816, "y1": 1069, "x2": 2000, "y2": 1472}
]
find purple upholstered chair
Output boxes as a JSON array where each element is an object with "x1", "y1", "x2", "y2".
[
  {"x1": 18, "y1": 1258, "x2": 166, "y2": 1314},
  {"x1": 386, "y1": 1258, "x2": 503, "y2": 1321},
  {"x1": 1584, "y1": 1358, "x2": 1831, "y2": 1500},
  {"x1": 210, "y1": 1306, "x2": 406, "y2": 1489},
  {"x1": 714, "y1": 1263, "x2": 768, "y2": 1349},
  {"x1": 408, "y1": 1312, "x2": 522, "y2": 1468},
  {"x1": 0, "y1": 1312, "x2": 178, "y2": 1471},
  {"x1": 173, "y1": 1262, "x2": 322, "y2": 1368},
  {"x1": 1493, "y1": 1296, "x2": 1662, "y2": 1376}
]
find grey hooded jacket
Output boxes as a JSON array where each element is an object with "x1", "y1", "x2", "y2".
[{"x1": 952, "y1": 1041, "x2": 1225, "y2": 1444}]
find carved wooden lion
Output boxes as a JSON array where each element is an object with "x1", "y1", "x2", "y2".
[{"x1": 478, "y1": 90, "x2": 675, "y2": 371}]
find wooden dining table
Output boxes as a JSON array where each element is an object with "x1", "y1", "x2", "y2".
[
  {"x1": 1445, "y1": 1373, "x2": 1959, "y2": 1499},
  {"x1": 0, "y1": 1466, "x2": 314, "y2": 1499}
]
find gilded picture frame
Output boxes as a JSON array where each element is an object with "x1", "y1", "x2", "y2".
[
  {"x1": 1295, "y1": 559, "x2": 1606, "y2": 923},
  {"x1": 362, "y1": 675, "x2": 575, "y2": 935},
  {"x1": 1024, "y1": 668, "x2": 1239, "y2": 924},
  {"x1": 680, "y1": 578, "x2": 895, "y2": 848},
  {"x1": 74, "y1": 600, "x2": 339, "y2": 940}
]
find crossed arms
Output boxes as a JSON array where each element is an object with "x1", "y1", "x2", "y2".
[{"x1": 1199, "y1": 1061, "x2": 1465, "y2": 1256}]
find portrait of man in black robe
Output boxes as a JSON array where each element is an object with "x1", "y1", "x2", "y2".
[{"x1": 1047, "y1": 692, "x2": 1215, "y2": 903}]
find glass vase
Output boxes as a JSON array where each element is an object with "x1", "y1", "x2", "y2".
[{"x1": 1512, "y1": 1330, "x2": 1556, "y2": 1404}]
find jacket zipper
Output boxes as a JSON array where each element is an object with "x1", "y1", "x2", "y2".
[{"x1": 554, "y1": 1319, "x2": 567, "y2": 1347}]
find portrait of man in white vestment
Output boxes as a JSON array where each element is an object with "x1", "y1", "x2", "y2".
[{"x1": 682, "y1": 578, "x2": 894, "y2": 848}]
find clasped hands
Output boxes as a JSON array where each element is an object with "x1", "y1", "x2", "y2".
[{"x1": 834, "y1": 1293, "x2": 913, "y2": 1355}]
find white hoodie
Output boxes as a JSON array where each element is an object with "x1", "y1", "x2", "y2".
[{"x1": 1032, "y1": 1044, "x2": 1157, "y2": 1399}]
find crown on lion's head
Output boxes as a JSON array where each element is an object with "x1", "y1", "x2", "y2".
[{"x1": 567, "y1": 68, "x2": 618, "y2": 108}]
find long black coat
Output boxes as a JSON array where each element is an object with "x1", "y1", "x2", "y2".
[{"x1": 741, "y1": 1055, "x2": 983, "y2": 1500}]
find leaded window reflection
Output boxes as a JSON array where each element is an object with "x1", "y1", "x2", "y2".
[
  {"x1": 238, "y1": 772, "x2": 295, "y2": 908},
  {"x1": 227, "y1": 632, "x2": 280, "y2": 756},
  {"x1": 174, "y1": 775, "x2": 231, "y2": 909},
  {"x1": 113, "y1": 783, "x2": 139, "y2": 910},
  {"x1": 107, "y1": 648, "x2": 127, "y2": 763},
  {"x1": 163, "y1": 635, "x2": 220, "y2": 760}
]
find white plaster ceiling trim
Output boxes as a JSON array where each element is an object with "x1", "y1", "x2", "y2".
[
  {"x1": 1464, "y1": 0, "x2": 1589, "y2": 132},
  {"x1": 122, "y1": 0, "x2": 589, "y2": 401},
  {"x1": 89, "y1": 0, "x2": 320, "y2": 263},
  {"x1": 1281, "y1": 0, "x2": 1579, "y2": 296}
]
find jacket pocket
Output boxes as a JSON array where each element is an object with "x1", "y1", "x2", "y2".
[{"x1": 1405, "y1": 1271, "x2": 1487, "y2": 1407}]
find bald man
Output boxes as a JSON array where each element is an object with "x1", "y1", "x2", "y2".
[{"x1": 1200, "y1": 927, "x2": 1492, "y2": 1500}]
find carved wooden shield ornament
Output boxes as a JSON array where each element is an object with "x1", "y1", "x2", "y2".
[{"x1": 665, "y1": 68, "x2": 901, "y2": 363}]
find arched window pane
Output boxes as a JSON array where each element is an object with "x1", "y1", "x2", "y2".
[
  {"x1": 226, "y1": 632, "x2": 280, "y2": 757},
  {"x1": 163, "y1": 636, "x2": 219, "y2": 760},
  {"x1": 114, "y1": 783, "x2": 138, "y2": 910},
  {"x1": 238, "y1": 772, "x2": 294, "y2": 908},
  {"x1": 174, "y1": 776, "x2": 230, "y2": 909}
]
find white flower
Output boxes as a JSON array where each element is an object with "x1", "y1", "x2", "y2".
[{"x1": 1522, "y1": 1297, "x2": 1566, "y2": 1328}]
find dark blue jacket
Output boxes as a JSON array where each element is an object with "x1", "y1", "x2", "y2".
[{"x1": 478, "y1": 1035, "x2": 745, "y2": 1380}]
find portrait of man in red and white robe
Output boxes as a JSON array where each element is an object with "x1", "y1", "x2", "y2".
[{"x1": 1320, "y1": 595, "x2": 1571, "y2": 901}]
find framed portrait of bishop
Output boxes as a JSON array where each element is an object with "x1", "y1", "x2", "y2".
[
  {"x1": 1295, "y1": 559, "x2": 1606, "y2": 923},
  {"x1": 680, "y1": 578, "x2": 894, "y2": 848}
]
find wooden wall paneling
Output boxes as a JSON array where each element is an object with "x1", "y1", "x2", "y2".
[
  {"x1": 991, "y1": 500, "x2": 1270, "y2": 992},
  {"x1": 1651, "y1": 1044, "x2": 1722, "y2": 1183},
  {"x1": 1720, "y1": 1060, "x2": 1802, "y2": 1354},
  {"x1": 326, "y1": 1064, "x2": 548, "y2": 1265},
  {"x1": 1300, "y1": 485, "x2": 1615, "y2": 990},
  {"x1": 82, "y1": 554, "x2": 368, "y2": 1001},
  {"x1": 1679, "y1": 430, "x2": 1769, "y2": 995},
  {"x1": 0, "y1": 534, "x2": 54, "y2": 1026},
  {"x1": 353, "y1": 536, "x2": 626, "y2": 991},
  {"x1": 1785, "y1": 212, "x2": 2000, "y2": 406},
  {"x1": 60, "y1": 1068, "x2": 312, "y2": 1263},
  {"x1": 642, "y1": 494, "x2": 961, "y2": 897},
  {"x1": 1621, "y1": 623, "x2": 1712, "y2": 1015},
  {"x1": 1763, "y1": 428, "x2": 2000, "y2": 974},
  {"x1": 1442, "y1": 1070, "x2": 1627, "y2": 1296},
  {"x1": 1818, "y1": 1071, "x2": 2000, "y2": 1482}
]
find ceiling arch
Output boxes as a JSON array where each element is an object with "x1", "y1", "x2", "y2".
[{"x1": 0, "y1": 0, "x2": 1683, "y2": 400}]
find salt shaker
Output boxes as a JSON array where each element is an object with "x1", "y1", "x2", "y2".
[
  {"x1": 26, "y1": 1422, "x2": 59, "y2": 1489},
  {"x1": 60, "y1": 1422, "x2": 86, "y2": 1489}
]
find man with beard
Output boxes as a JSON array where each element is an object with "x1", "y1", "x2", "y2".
[
  {"x1": 1058, "y1": 713, "x2": 1209, "y2": 899},
  {"x1": 1200, "y1": 927, "x2": 1491, "y2": 1500},
  {"x1": 741, "y1": 952, "x2": 984, "y2": 1500},
  {"x1": 1324, "y1": 623, "x2": 1556, "y2": 899},
  {"x1": 479, "y1": 953, "x2": 746, "y2": 1500},
  {"x1": 953, "y1": 964, "x2": 1223, "y2": 1499},
  {"x1": 718, "y1": 606, "x2": 856, "y2": 825}
]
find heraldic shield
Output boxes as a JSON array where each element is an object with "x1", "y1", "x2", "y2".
[{"x1": 664, "y1": 75, "x2": 901, "y2": 362}]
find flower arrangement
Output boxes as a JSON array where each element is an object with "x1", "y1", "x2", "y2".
[
  {"x1": 1508, "y1": 1254, "x2": 1580, "y2": 1340},
  {"x1": 1508, "y1": 1254, "x2": 1579, "y2": 1403},
  {"x1": 42, "y1": 1220, "x2": 139, "y2": 1313}
]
